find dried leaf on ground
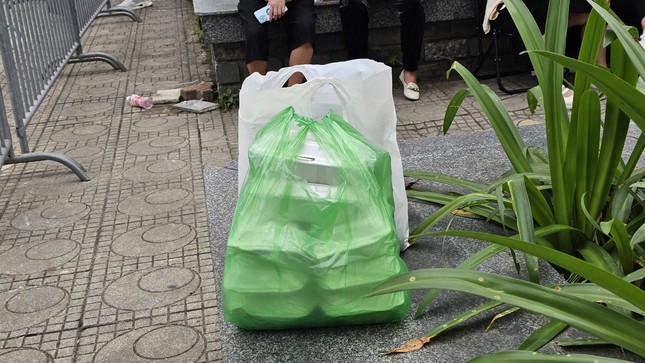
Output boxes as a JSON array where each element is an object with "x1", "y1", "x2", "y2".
[{"x1": 381, "y1": 336, "x2": 431, "y2": 354}]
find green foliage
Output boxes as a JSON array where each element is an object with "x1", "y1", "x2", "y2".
[
  {"x1": 218, "y1": 88, "x2": 239, "y2": 111},
  {"x1": 374, "y1": 0, "x2": 645, "y2": 359},
  {"x1": 191, "y1": 14, "x2": 204, "y2": 44}
]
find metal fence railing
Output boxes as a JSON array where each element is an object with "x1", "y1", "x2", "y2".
[
  {"x1": 68, "y1": 0, "x2": 140, "y2": 71},
  {"x1": 0, "y1": 92, "x2": 11, "y2": 169},
  {"x1": 0, "y1": 0, "x2": 89, "y2": 180}
]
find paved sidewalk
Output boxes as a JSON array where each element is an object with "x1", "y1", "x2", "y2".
[{"x1": 0, "y1": 1, "x2": 543, "y2": 362}]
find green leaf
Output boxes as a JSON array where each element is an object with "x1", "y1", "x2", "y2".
[
  {"x1": 556, "y1": 339, "x2": 610, "y2": 347},
  {"x1": 623, "y1": 268, "x2": 645, "y2": 283},
  {"x1": 600, "y1": 219, "x2": 634, "y2": 274},
  {"x1": 530, "y1": 51, "x2": 645, "y2": 133},
  {"x1": 521, "y1": 175, "x2": 555, "y2": 227},
  {"x1": 404, "y1": 170, "x2": 486, "y2": 192},
  {"x1": 508, "y1": 178, "x2": 539, "y2": 283},
  {"x1": 559, "y1": 283, "x2": 645, "y2": 316},
  {"x1": 517, "y1": 320, "x2": 568, "y2": 351},
  {"x1": 631, "y1": 223, "x2": 645, "y2": 248},
  {"x1": 587, "y1": 0, "x2": 645, "y2": 79},
  {"x1": 414, "y1": 225, "x2": 570, "y2": 318},
  {"x1": 370, "y1": 269, "x2": 645, "y2": 356},
  {"x1": 413, "y1": 231, "x2": 645, "y2": 313},
  {"x1": 409, "y1": 193, "x2": 499, "y2": 244},
  {"x1": 406, "y1": 189, "x2": 518, "y2": 230},
  {"x1": 444, "y1": 89, "x2": 470, "y2": 135},
  {"x1": 527, "y1": 86, "x2": 542, "y2": 114},
  {"x1": 422, "y1": 300, "x2": 503, "y2": 339},
  {"x1": 577, "y1": 241, "x2": 623, "y2": 276},
  {"x1": 447, "y1": 62, "x2": 532, "y2": 174},
  {"x1": 573, "y1": 90, "x2": 601, "y2": 232},
  {"x1": 467, "y1": 350, "x2": 635, "y2": 362}
]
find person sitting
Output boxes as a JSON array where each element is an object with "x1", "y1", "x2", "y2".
[
  {"x1": 238, "y1": 0, "x2": 317, "y2": 86},
  {"x1": 339, "y1": 0, "x2": 425, "y2": 101}
]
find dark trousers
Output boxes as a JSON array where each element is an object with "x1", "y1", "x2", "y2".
[
  {"x1": 238, "y1": 0, "x2": 317, "y2": 64},
  {"x1": 339, "y1": 0, "x2": 425, "y2": 72}
]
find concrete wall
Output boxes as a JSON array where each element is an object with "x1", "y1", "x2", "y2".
[{"x1": 195, "y1": 0, "x2": 498, "y2": 88}]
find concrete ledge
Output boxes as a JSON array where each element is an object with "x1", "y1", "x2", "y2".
[
  {"x1": 205, "y1": 124, "x2": 645, "y2": 362},
  {"x1": 194, "y1": 0, "x2": 476, "y2": 44},
  {"x1": 195, "y1": 0, "x2": 483, "y2": 87}
]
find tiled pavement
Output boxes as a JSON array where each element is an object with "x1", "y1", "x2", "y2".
[{"x1": 0, "y1": 0, "x2": 543, "y2": 361}]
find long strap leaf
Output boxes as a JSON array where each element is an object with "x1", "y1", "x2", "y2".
[
  {"x1": 412, "y1": 231, "x2": 645, "y2": 313},
  {"x1": 370, "y1": 269, "x2": 645, "y2": 357}
]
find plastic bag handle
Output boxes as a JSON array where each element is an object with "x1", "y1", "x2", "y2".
[
  {"x1": 259, "y1": 64, "x2": 318, "y2": 90},
  {"x1": 298, "y1": 77, "x2": 361, "y2": 117}
]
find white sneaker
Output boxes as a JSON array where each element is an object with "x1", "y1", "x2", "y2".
[{"x1": 113, "y1": 0, "x2": 152, "y2": 10}]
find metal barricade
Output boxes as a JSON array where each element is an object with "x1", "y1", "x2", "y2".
[
  {"x1": 68, "y1": 0, "x2": 141, "y2": 71},
  {"x1": 0, "y1": 0, "x2": 89, "y2": 181},
  {"x1": 0, "y1": 93, "x2": 11, "y2": 169}
]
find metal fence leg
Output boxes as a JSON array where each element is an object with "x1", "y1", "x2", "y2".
[
  {"x1": 69, "y1": 51, "x2": 128, "y2": 71},
  {"x1": 6, "y1": 152, "x2": 91, "y2": 181}
]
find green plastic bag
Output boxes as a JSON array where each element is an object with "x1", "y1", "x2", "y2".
[{"x1": 222, "y1": 107, "x2": 410, "y2": 330}]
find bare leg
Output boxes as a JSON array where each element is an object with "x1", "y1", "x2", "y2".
[
  {"x1": 247, "y1": 60, "x2": 268, "y2": 76},
  {"x1": 568, "y1": 13, "x2": 588, "y2": 27},
  {"x1": 568, "y1": 13, "x2": 607, "y2": 66},
  {"x1": 402, "y1": 70, "x2": 417, "y2": 84},
  {"x1": 287, "y1": 43, "x2": 313, "y2": 86}
]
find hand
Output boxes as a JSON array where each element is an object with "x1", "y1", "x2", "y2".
[{"x1": 267, "y1": 0, "x2": 286, "y2": 21}]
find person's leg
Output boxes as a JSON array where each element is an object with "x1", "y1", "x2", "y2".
[
  {"x1": 239, "y1": 0, "x2": 270, "y2": 76},
  {"x1": 389, "y1": 0, "x2": 423, "y2": 100},
  {"x1": 339, "y1": 0, "x2": 369, "y2": 59},
  {"x1": 390, "y1": 0, "x2": 424, "y2": 83},
  {"x1": 284, "y1": 0, "x2": 317, "y2": 85}
]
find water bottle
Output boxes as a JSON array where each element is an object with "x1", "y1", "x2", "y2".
[{"x1": 126, "y1": 94, "x2": 153, "y2": 109}]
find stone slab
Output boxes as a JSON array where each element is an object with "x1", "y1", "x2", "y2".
[
  {"x1": 174, "y1": 100, "x2": 220, "y2": 114},
  {"x1": 204, "y1": 123, "x2": 645, "y2": 362},
  {"x1": 151, "y1": 89, "x2": 182, "y2": 104}
]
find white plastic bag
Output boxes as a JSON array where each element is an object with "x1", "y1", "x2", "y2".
[{"x1": 237, "y1": 59, "x2": 409, "y2": 249}]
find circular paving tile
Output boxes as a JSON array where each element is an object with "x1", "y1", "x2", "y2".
[
  {"x1": 139, "y1": 57, "x2": 177, "y2": 67},
  {"x1": 137, "y1": 68, "x2": 181, "y2": 79},
  {"x1": 64, "y1": 146, "x2": 104, "y2": 161},
  {"x1": 126, "y1": 136, "x2": 188, "y2": 156},
  {"x1": 0, "y1": 286, "x2": 69, "y2": 331},
  {"x1": 122, "y1": 159, "x2": 190, "y2": 183},
  {"x1": 0, "y1": 348, "x2": 53, "y2": 363},
  {"x1": 130, "y1": 117, "x2": 187, "y2": 133},
  {"x1": 102, "y1": 267, "x2": 200, "y2": 310},
  {"x1": 25, "y1": 172, "x2": 96, "y2": 196},
  {"x1": 117, "y1": 189, "x2": 193, "y2": 216},
  {"x1": 111, "y1": 223, "x2": 195, "y2": 257},
  {"x1": 11, "y1": 202, "x2": 91, "y2": 231},
  {"x1": 0, "y1": 239, "x2": 81, "y2": 275},
  {"x1": 93, "y1": 325, "x2": 205, "y2": 363},
  {"x1": 68, "y1": 86, "x2": 117, "y2": 100},
  {"x1": 73, "y1": 73, "x2": 124, "y2": 86},
  {"x1": 50, "y1": 125, "x2": 109, "y2": 142},
  {"x1": 60, "y1": 102, "x2": 113, "y2": 118}
]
